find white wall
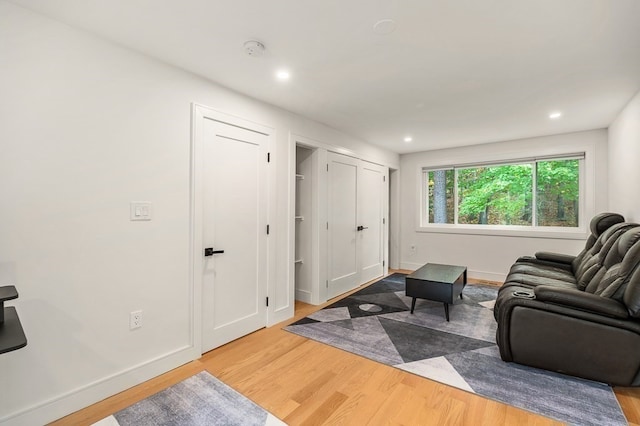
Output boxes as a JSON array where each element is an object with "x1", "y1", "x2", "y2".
[
  {"x1": 399, "y1": 130, "x2": 608, "y2": 281},
  {"x1": 609, "y1": 89, "x2": 640, "y2": 222},
  {"x1": 0, "y1": 2, "x2": 398, "y2": 424}
]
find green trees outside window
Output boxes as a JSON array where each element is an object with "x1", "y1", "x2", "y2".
[{"x1": 424, "y1": 158, "x2": 580, "y2": 227}]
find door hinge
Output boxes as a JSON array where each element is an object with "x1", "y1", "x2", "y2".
[
  {"x1": 383, "y1": 175, "x2": 386, "y2": 182},
  {"x1": 267, "y1": 224, "x2": 270, "y2": 235},
  {"x1": 326, "y1": 280, "x2": 328, "y2": 288},
  {"x1": 266, "y1": 297, "x2": 269, "y2": 307},
  {"x1": 267, "y1": 152, "x2": 271, "y2": 163},
  {"x1": 383, "y1": 218, "x2": 386, "y2": 224},
  {"x1": 326, "y1": 222, "x2": 329, "y2": 230},
  {"x1": 326, "y1": 164, "x2": 329, "y2": 172},
  {"x1": 383, "y1": 260, "x2": 385, "y2": 267}
]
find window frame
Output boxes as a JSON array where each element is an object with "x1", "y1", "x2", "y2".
[{"x1": 418, "y1": 154, "x2": 587, "y2": 240}]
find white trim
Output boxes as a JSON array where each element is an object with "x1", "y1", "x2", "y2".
[
  {"x1": 389, "y1": 168, "x2": 401, "y2": 270},
  {"x1": 290, "y1": 133, "x2": 396, "y2": 169},
  {"x1": 295, "y1": 289, "x2": 313, "y2": 304},
  {"x1": 398, "y1": 262, "x2": 506, "y2": 283},
  {"x1": 1, "y1": 346, "x2": 196, "y2": 425},
  {"x1": 416, "y1": 224, "x2": 587, "y2": 240},
  {"x1": 421, "y1": 152, "x2": 585, "y2": 172},
  {"x1": 266, "y1": 127, "x2": 281, "y2": 325},
  {"x1": 190, "y1": 103, "x2": 203, "y2": 356}
]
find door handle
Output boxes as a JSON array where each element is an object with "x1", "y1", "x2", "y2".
[
  {"x1": 204, "y1": 248, "x2": 225, "y2": 256},
  {"x1": 357, "y1": 226, "x2": 369, "y2": 231}
]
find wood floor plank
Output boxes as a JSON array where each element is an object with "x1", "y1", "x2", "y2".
[{"x1": 50, "y1": 272, "x2": 638, "y2": 425}]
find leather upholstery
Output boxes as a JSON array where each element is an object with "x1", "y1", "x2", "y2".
[{"x1": 494, "y1": 213, "x2": 640, "y2": 386}]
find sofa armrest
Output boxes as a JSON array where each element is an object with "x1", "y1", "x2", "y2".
[
  {"x1": 534, "y1": 251, "x2": 576, "y2": 265},
  {"x1": 515, "y1": 254, "x2": 573, "y2": 272},
  {"x1": 534, "y1": 285, "x2": 628, "y2": 319}
]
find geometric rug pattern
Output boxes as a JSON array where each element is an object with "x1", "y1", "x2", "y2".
[
  {"x1": 92, "y1": 371, "x2": 285, "y2": 426},
  {"x1": 286, "y1": 273, "x2": 627, "y2": 426}
]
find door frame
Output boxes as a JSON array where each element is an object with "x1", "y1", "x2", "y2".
[{"x1": 191, "y1": 103, "x2": 275, "y2": 355}]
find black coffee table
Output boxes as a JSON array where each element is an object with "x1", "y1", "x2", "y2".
[{"x1": 405, "y1": 263, "x2": 467, "y2": 321}]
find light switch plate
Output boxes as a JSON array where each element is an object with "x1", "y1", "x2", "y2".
[{"x1": 130, "y1": 202, "x2": 152, "y2": 221}]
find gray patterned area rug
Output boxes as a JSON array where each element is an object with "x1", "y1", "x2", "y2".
[
  {"x1": 93, "y1": 371, "x2": 285, "y2": 426},
  {"x1": 285, "y1": 273, "x2": 627, "y2": 426}
]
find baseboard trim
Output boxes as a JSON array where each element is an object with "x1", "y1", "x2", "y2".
[
  {"x1": 2, "y1": 345, "x2": 198, "y2": 425},
  {"x1": 469, "y1": 270, "x2": 506, "y2": 283},
  {"x1": 399, "y1": 262, "x2": 505, "y2": 283},
  {"x1": 399, "y1": 261, "x2": 424, "y2": 271},
  {"x1": 295, "y1": 289, "x2": 312, "y2": 304}
]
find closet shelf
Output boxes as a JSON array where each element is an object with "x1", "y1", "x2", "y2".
[
  {"x1": 295, "y1": 259, "x2": 304, "y2": 264},
  {"x1": 295, "y1": 216, "x2": 304, "y2": 221},
  {"x1": 296, "y1": 174, "x2": 304, "y2": 180}
]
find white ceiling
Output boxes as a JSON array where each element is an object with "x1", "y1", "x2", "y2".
[{"x1": 10, "y1": 0, "x2": 640, "y2": 154}]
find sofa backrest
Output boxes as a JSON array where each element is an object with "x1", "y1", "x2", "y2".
[
  {"x1": 575, "y1": 223, "x2": 638, "y2": 291},
  {"x1": 587, "y1": 227, "x2": 640, "y2": 317},
  {"x1": 571, "y1": 212, "x2": 625, "y2": 272}
]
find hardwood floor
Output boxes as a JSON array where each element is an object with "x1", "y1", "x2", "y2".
[{"x1": 51, "y1": 272, "x2": 640, "y2": 425}]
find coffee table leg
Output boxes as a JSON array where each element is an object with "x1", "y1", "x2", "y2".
[
  {"x1": 444, "y1": 303, "x2": 449, "y2": 321},
  {"x1": 410, "y1": 297, "x2": 416, "y2": 314}
]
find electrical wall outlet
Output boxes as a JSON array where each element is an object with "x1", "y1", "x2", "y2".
[{"x1": 130, "y1": 310, "x2": 143, "y2": 330}]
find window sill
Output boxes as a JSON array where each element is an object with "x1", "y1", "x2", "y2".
[{"x1": 416, "y1": 224, "x2": 588, "y2": 240}]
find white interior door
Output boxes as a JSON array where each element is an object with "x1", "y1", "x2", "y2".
[
  {"x1": 202, "y1": 117, "x2": 268, "y2": 352},
  {"x1": 327, "y1": 153, "x2": 387, "y2": 300},
  {"x1": 327, "y1": 152, "x2": 359, "y2": 299},
  {"x1": 358, "y1": 161, "x2": 386, "y2": 283}
]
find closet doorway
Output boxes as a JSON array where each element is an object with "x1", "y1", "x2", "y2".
[
  {"x1": 294, "y1": 145, "x2": 319, "y2": 304},
  {"x1": 293, "y1": 144, "x2": 388, "y2": 306}
]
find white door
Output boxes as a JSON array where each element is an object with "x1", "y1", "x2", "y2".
[
  {"x1": 327, "y1": 152, "x2": 359, "y2": 299},
  {"x1": 201, "y1": 117, "x2": 268, "y2": 352},
  {"x1": 358, "y1": 161, "x2": 386, "y2": 284},
  {"x1": 327, "y1": 153, "x2": 387, "y2": 299}
]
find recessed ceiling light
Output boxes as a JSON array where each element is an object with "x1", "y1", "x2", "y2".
[
  {"x1": 404, "y1": 136, "x2": 413, "y2": 143},
  {"x1": 276, "y1": 69, "x2": 290, "y2": 81},
  {"x1": 549, "y1": 111, "x2": 562, "y2": 119}
]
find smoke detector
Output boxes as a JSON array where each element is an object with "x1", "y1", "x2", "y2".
[
  {"x1": 244, "y1": 40, "x2": 265, "y2": 57},
  {"x1": 373, "y1": 19, "x2": 397, "y2": 35}
]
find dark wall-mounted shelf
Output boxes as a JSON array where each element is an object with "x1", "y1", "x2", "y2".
[{"x1": 0, "y1": 285, "x2": 27, "y2": 354}]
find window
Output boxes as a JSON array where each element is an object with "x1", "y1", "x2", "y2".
[{"x1": 422, "y1": 156, "x2": 581, "y2": 228}]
